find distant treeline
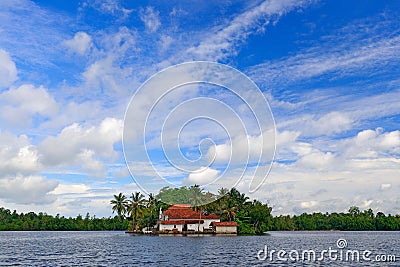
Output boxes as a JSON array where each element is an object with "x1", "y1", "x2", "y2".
[
  {"x1": 271, "y1": 206, "x2": 400, "y2": 231},
  {"x1": 272, "y1": 206, "x2": 400, "y2": 231},
  {"x1": 1, "y1": 186, "x2": 399, "y2": 232},
  {"x1": 0, "y1": 208, "x2": 128, "y2": 231}
]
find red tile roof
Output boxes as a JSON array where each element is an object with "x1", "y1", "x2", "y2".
[
  {"x1": 161, "y1": 220, "x2": 205, "y2": 225},
  {"x1": 161, "y1": 220, "x2": 185, "y2": 225},
  {"x1": 211, "y1": 222, "x2": 238, "y2": 227},
  {"x1": 164, "y1": 205, "x2": 219, "y2": 220},
  {"x1": 204, "y1": 213, "x2": 219, "y2": 219},
  {"x1": 169, "y1": 204, "x2": 192, "y2": 209}
]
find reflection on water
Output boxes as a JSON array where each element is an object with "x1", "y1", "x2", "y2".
[{"x1": 0, "y1": 231, "x2": 398, "y2": 266}]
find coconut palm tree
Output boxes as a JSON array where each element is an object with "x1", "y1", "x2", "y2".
[
  {"x1": 126, "y1": 192, "x2": 146, "y2": 231},
  {"x1": 218, "y1": 187, "x2": 229, "y2": 197},
  {"x1": 228, "y1": 187, "x2": 249, "y2": 211},
  {"x1": 145, "y1": 193, "x2": 158, "y2": 229},
  {"x1": 147, "y1": 193, "x2": 157, "y2": 210},
  {"x1": 110, "y1": 193, "x2": 128, "y2": 221},
  {"x1": 189, "y1": 185, "x2": 204, "y2": 211},
  {"x1": 223, "y1": 207, "x2": 236, "y2": 222}
]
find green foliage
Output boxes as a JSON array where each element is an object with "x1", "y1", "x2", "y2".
[
  {"x1": 2, "y1": 191, "x2": 398, "y2": 233},
  {"x1": 0, "y1": 207, "x2": 128, "y2": 231},
  {"x1": 272, "y1": 207, "x2": 400, "y2": 231},
  {"x1": 155, "y1": 185, "x2": 216, "y2": 207},
  {"x1": 126, "y1": 192, "x2": 147, "y2": 231},
  {"x1": 235, "y1": 218, "x2": 255, "y2": 235}
]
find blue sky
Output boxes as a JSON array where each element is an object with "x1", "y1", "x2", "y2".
[{"x1": 0, "y1": 0, "x2": 399, "y2": 217}]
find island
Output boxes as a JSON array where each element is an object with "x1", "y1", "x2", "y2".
[{"x1": 0, "y1": 186, "x2": 398, "y2": 233}]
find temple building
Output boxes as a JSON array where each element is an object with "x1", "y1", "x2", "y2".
[{"x1": 158, "y1": 204, "x2": 235, "y2": 233}]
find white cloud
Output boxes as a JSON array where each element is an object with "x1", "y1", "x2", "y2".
[
  {"x1": 159, "y1": 35, "x2": 173, "y2": 51},
  {"x1": 296, "y1": 150, "x2": 337, "y2": 170},
  {"x1": 38, "y1": 117, "x2": 123, "y2": 176},
  {"x1": 63, "y1": 32, "x2": 92, "y2": 55},
  {"x1": 0, "y1": 49, "x2": 17, "y2": 89},
  {"x1": 300, "y1": 200, "x2": 318, "y2": 209},
  {"x1": 0, "y1": 175, "x2": 58, "y2": 204},
  {"x1": 341, "y1": 128, "x2": 400, "y2": 160},
  {"x1": 248, "y1": 21, "x2": 400, "y2": 87},
  {"x1": 0, "y1": 132, "x2": 41, "y2": 176},
  {"x1": 51, "y1": 183, "x2": 90, "y2": 195},
  {"x1": 308, "y1": 112, "x2": 353, "y2": 136},
  {"x1": 206, "y1": 129, "x2": 290, "y2": 165},
  {"x1": 380, "y1": 183, "x2": 391, "y2": 191},
  {"x1": 139, "y1": 6, "x2": 161, "y2": 33},
  {"x1": 183, "y1": 167, "x2": 220, "y2": 186},
  {"x1": 0, "y1": 84, "x2": 58, "y2": 128},
  {"x1": 83, "y1": 0, "x2": 132, "y2": 19},
  {"x1": 183, "y1": 0, "x2": 311, "y2": 61}
]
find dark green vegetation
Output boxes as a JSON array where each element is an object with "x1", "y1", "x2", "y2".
[
  {"x1": 273, "y1": 206, "x2": 400, "y2": 231},
  {"x1": 1, "y1": 186, "x2": 399, "y2": 233},
  {"x1": 0, "y1": 208, "x2": 128, "y2": 231}
]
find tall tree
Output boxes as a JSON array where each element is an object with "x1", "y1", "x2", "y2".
[
  {"x1": 110, "y1": 193, "x2": 128, "y2": 221},
  {"x1": 223, "y1": 207, "x2": 236, "y2": 222},
  {"x1": 189, "y1": 185, "x2": 204, "y2": 211},
  {"x1": 126, "y1": 192, "x2": 146, "y2": 231}
]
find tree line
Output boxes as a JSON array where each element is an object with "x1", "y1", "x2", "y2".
[
  {"x1": 1, "y1": 186, "x2": 399, "y2": 233},
  {"x1": 0, "y1": 208, "x2": 127, "y2": 231},
  {"x1": 272, "y1": 206, "x2": 400, "y2": 231}
]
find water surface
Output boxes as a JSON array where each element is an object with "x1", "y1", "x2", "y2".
[{"x1": 0, "y1": 231, "x2": 398, "y2": 266}]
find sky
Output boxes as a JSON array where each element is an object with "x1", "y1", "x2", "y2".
[{"x1": 0, "y1": 0, "x2": 399, "y2": 217}]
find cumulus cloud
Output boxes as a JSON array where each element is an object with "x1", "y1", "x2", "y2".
[
  {"x1": 183, "y1": 167, "x2": 220, "y2": 186},
  {"x1": 256, "y1": 127, "x2": 400, "y2": 215},
  {"x1": 0, "y1": 132, "x2": 41, "y2": 177},
  {"x1": 63, "y1": 32, "x2": 92, "y2": 55},
  {"x1": 0, "y1": 49, "x2": 17, "y2": 89},
  {"x1": 308, "y1": 111, "x2": 353, "y2": 136},
  {"x1": 139, "y1": 6, "x2": 161, "y2": 33},
  {"x1": 341, "y1": 128, "x2": 400, "y2": 160},
  {"x1": 296, "y1": 149, "x2": 337, "y2": 170},
  {"x1": 0, "y1": 175, "x2": 58, "y2": 204},
  {"x1": 38, "y1": 117, "x2": 123, "y2": 176},
  {"x1": 206, "y1": 129, "x2": 295, "y2": 165},
  {"x1": 0, "y1": 84, "x2": 58, "y2": 128},
  {"x1": 300, "y1": 200, "x2": 318, "y2": 209},
  {"x1": 380, "y1": 183, "x2": 391, "y2": 191}
]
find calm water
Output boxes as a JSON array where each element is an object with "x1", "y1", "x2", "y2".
[{"x1": 0, "y1": 231, "x2": 398, "y2": 266}]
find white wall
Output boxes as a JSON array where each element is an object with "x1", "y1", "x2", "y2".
[
  {"x1": 159, "y1": 224, "x2": 183, "y2": 231},
  {"x1": 203, "y1": 219, "x2": 220, "y2": 229},
  {"x1": 215, "y1": 226, "x2": 237, "y2": 234},
  {"x1": 186, "y1": 223, "x2": 201, "y2": 231}
]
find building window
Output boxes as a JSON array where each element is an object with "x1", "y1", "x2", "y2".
[{"x1": 174, "y1": 225, "x2": 176, "y2": 228}]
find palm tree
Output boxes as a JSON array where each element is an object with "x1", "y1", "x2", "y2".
[
  {"x1": 126, "y1": 192, "x2": 146, "y2": 231},
  {"x1": 189, "y1": 185, "x2": 204, "y2": 211},
  {"x1": 110, "y1": 193, "x2": 128, "y2": 221},
  {"x1": 223, "y1": 207, "x2": 236, "y2": 222},
  {"x1": 147, "y1": 193, "x2": 157, "y2": 210},
  {"x1": 218, "y1": 187, "x2": 229, "y2": 197},
  {"x1": 228, "y1": 188, "x2": 249, "y2": 211},
  {"x1": 146, "y1": 193, "x2": 157, "y2": 229}
]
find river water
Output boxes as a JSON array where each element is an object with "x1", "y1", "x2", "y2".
[{"x1": 0, "y1": 231, "x2": 398, "y2": 266}]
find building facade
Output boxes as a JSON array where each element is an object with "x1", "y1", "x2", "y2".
[
  {"x1": 159, "y1": 204, "x2": 220, "y2": 232},
  {"x1": 211, "y1": 221, "x2": 238, "y2": 234}
]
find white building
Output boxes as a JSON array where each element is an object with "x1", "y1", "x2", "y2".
[
  {"x1": 159, "y1": 204, "x2": 220, "y2": 232},
  {"x1": 211, "y1": 221, "x2": 238, "y2": 234}
]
